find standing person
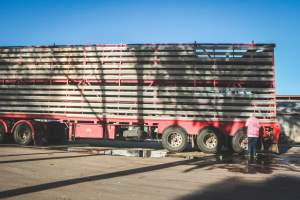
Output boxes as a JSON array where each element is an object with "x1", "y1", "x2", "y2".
[{"x1": 246, "y1": 113, "x2": 261, "y2": 158}]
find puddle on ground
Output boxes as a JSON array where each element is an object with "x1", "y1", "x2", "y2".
[
  {"x1": 184, "y1": 153, "x2": 300, "y2": 174},
  {"x1": 281, "y1": 156, "x2": 300, "y2": 166}
]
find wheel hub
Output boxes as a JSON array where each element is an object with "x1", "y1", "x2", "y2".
[
  {"x1": 204, "y1": 133, "x2": 217, "y2": 149},
  {"x1": 168, "y1": 132, "x2": 183, "y2": 148},
  {"x1": 240, "y1": 137, "x2": 248, "y2": 150},
  {"x1": 18, "y1": 126, "x2": 31, "y2": 142}
]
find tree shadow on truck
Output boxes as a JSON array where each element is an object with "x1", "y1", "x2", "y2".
[
  {"x1": 152, "y1": 43, "x2": 274, "y2": 153},
  {"x1": 0, "y1": 44, "x2": 277, "y2": 154}
]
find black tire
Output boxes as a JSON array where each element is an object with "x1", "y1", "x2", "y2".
[
  {"x1": 231, "y1": 128, "x2": 247, "y2": 153},
  {"x1": 13, "y1": 122, "x2": 33, "y2": 145},
  {"x1": 0, "y1": 123, "x2": 5, "y2": 143},
  {"x1": 196, "y1": 128, "x2": 222, "y2": 153},
  {"x1": 161, "y1": 126, "x2": 188, "y2": 152}
]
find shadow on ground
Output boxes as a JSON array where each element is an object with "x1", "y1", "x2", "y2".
[
  {"x1": 0, "y1": 153, "x2": 99, "y2": 164},
  {"x1": 0, "y1": 151, "x2": 67, "y2": 158},
  {"x1": 73, "y1": 138, "x2": 164, "y2": 149},
  {"x1": 0, "y1": 158, "x2": 198, "y2": 199},
  {"x1": 0, "y1": 150, "x2": 299, "y2": 199},
  {"x1": 176, "y1": 175, "x2": 300, "y2": 200},
  {"x1": 182, "y1": 153, "x2": 300, "y2": 174}
]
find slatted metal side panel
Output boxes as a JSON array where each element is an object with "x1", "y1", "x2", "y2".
[
  {"x1": 277, "y1": 96, "x2": 300, "y2": 115},
  {"x1": 0, "y1": 43, "x2": 276, "y2": 122},
  {"x1": 276, "y1": 96, "x2": 300, "y2": 142}
]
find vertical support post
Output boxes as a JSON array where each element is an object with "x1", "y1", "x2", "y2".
[
  {"x1": 68, "y1": 122, "x2": 74, "y2": 142},
  {"x1": 107, "y1": 125, "x2": 115, "y2": 139}
]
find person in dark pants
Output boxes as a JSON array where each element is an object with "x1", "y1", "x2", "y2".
[
  {"x1": 246, "y1": 113, "x2": 261, "y2": 158},
  {"x1": 248, "y1": 137, "x2": 258, "y2": 158}
]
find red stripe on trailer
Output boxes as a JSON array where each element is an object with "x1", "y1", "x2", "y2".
[{"x1": 0, "y1": 113, "x2": 279, "y2": 142}]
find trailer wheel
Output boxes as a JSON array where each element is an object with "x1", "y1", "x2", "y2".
[
  {"x1": 231, "y1": 128, "x2": 248, "y2": 153},
  {"x1": 13, "y1": 122, "x2": 33, "y2": 145},
  {"x1": 162, "y1": 127, "x2": 188, "y2": 152},
  {"x1": 197, "y1": 128, "x2": 221, "y2": 153},
  {"x1": 0, "y1": 123, "x2": 5, "y2": 143}
]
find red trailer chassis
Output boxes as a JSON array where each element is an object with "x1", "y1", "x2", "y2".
[{"x1": 0, "y1": 113, "x2": 280, "y2": 151}]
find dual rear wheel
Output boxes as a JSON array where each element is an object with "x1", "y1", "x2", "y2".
[
  {"x1": 0, "y1": 122, "x2": 33, "y2": 145},
  {"x1": 0, "y1": 120, "x2": 59, "y2": 145},
  {"x1": 162, "y1": 126, "x2": 222, "y2": 153},
  {"x1": 231, "y1": 128, "x2": 248, "y2": 153},
  {"x1": 162, "y1": 126, "x2": 248, "y2": 153},
  {"x1": 161, "y1": 127, "x2": 188, "y2": 152},
  {"x1": 196, "y1": 128, "x2": 222, "y2": 154},
  {"x1": 13, "y1": 122, "x2": 33, "y2": 145}
]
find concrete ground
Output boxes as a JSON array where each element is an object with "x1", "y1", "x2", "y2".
[{"x1": 0, "y1": 144, "x2": 299, "y2": 200}]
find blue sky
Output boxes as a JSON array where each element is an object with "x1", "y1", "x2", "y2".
[{"x1": 0, "y1": 0, "x2": 299, "y2": 95}]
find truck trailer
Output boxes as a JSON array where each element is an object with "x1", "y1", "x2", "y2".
[{"x1": 0, "y1": 43, "x2": 279, "y2": 153}]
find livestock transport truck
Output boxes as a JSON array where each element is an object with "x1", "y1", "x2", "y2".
[{"x1": 0, "y1": 43, "x2": 280, "y2": 153}]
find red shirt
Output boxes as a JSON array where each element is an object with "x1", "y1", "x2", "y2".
[{"x1": 246, "y1": 116, "x2": 261, "y2": 138}]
